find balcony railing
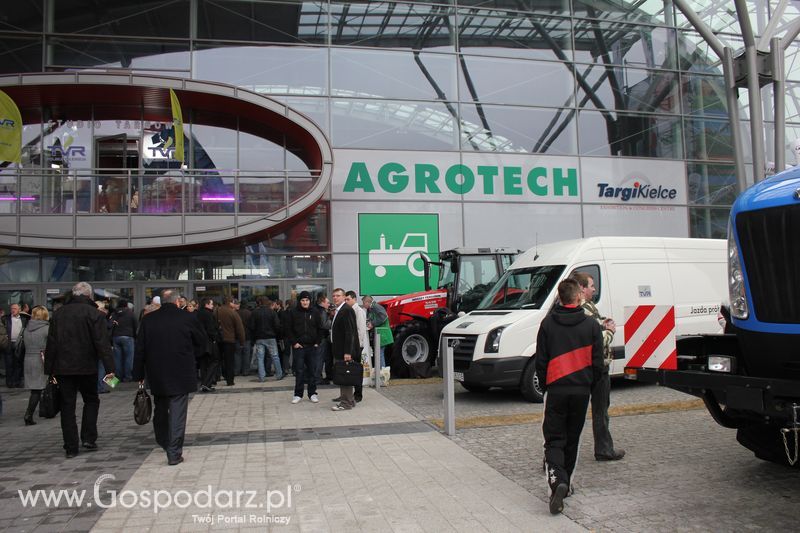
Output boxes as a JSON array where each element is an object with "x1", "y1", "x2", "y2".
[{"x1": 0, "y1": 168, "x2": 320, "y2": 216}]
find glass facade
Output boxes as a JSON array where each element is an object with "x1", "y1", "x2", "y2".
[{"x1": 0, "y1": 0, "x2": 796, "y2": 296}]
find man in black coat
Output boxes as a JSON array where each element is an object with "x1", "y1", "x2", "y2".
[
  {"x1": 133, "y1": 289, "x2": 206, "y2": 466},
  {"x1": 196, "y1": 298, "x2": 221, "y2": 392},
  {"x1": 330, "y1": 288, "x2": 360, "y2": 411},
  {"x1": 44, "y1": 282, "x2": 116, "y2": 458}
]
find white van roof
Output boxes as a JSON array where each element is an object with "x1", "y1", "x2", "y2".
[{"x1": 511, "y1": 236, "x2": 726, "y2": 269}]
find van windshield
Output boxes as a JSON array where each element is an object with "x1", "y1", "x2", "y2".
[{"x1": 476, "y1": 265, "x2": 566, "y2": 310}]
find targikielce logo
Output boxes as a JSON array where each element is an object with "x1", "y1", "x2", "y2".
[
  {"x1": 597, "y1": 181, "x2": 678, "y2": 202},
  {"x1": 17, "y1": 474, "x2": 297, "y2": 524}
]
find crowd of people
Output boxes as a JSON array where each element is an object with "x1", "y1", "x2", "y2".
[
  {"x1": 0, "y1": 283, "x2": 390, "y2": 463},
  {"x1": 0, "y1": 273, "x2": 627, "y2": 515}
]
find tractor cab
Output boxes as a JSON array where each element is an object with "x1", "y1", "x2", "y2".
[{"x1": 424, "y1": 248, "x2": 518, "y2": 315}]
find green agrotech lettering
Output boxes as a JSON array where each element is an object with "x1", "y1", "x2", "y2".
[{"x1": 343, "y1": 162, "x2": 578, "y2": 197}]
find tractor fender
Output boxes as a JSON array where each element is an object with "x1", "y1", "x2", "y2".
[{"x1": 399, "y1": 312, "x2": 431, "y2": 323}]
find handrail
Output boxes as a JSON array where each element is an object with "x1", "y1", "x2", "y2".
[{"x1": 0, "y1": 167, "x2": 319, "y2": 216}]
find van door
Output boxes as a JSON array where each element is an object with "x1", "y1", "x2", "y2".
[
  {"x1": 603, "y1": 253, "x2": 672, "y2": 374},
  {"x1": 667, "y1": 256, "x2": 727, "y2": 336},
  {"x1": 567, "y1": 263, "x2": 618, "y2": 357}
]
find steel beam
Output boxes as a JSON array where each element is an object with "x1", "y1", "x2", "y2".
[
  {"x1": 772, "y1": 37, "x2": 786, "y2": 172},
  {"x1": 735, "y1": 0, "x2": 766, "y2": 182}
]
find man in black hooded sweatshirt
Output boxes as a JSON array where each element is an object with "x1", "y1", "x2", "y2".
[
  {"x1": 287, "y1": 291, "x2": 322, "y2": 404},
  {"x1": 535, "y1": 278, "x2": 603, "y2": 515}
]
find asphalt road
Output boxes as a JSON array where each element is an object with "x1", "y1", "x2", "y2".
[{"x1": 380, "y1": 379, "x2": 799, "y2": 532}]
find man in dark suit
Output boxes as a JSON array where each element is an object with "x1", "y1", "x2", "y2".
[
  {"x1": 133, "y1": 289, "x2": 206, "y2": 466},
  {"x1": 196, "y1": 297, "x2": 221, "y2": 392},
  {"x1": 330, "y1": 288, "x2": 360, "y2": 411}
]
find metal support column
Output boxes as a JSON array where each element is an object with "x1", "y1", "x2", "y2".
[
  {"x1": 723, "y1": 47, "x2": 748, "y2": 193},
  {"x1": 372, "y1": 330, "x2": 381, "y2": 389},
  {"x1": 442, "y1": 337, "x2": 457, "y2": 436},
  {"x1": 772, "y1": 37, "x2": 786, "y2": 172},
  {"x1": 734, "y1": 0, "x2": 766, "y2": 182}
]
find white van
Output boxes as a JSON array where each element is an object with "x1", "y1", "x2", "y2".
[{"x1": 440, "y1": 236, "x2": 727, "y2": 402}]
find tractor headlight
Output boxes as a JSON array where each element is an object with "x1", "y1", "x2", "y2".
[
  {"x1": 484, "y1": 326, "x2": 506, "y2": 353},
  {"x1": 727, "y1": 221, "x2": 749, "y2": 320},
  {"x1": 708, "y1": 355, "x2": 735, "y2": 373}
]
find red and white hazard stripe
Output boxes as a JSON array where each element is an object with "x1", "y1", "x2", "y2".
[{"x1": 624, "y1": 305, "x2": 676, "y2": 370}]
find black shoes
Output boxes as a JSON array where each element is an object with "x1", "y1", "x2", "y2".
[
  {"x1": 24, "y1": 417, "x2": 35, "y2": 426},
  {"x1": 595, "y1": 449, "x2": 625, "y2": 461},
  {"x1": 82, "y1": 442, "x2": 98, "y2": 451},
  {"x1": 200, "y1": 385, "x2": 216, "y2": 393},
  {"x1": 168, "y1": 455, "x2": 184, "y2": 466},
  {"x1": 549, "y1": 483, "x2": 568, "y2": 515},
  {"x1": 354, "y1": 394, "x2": 363, "y2": 403},
  {"x1": 65, "y1": 450, "x2": 78, "y2": 459},
  {"x1": 331, "y1": 396, "x2": 342, "y2": 402}
]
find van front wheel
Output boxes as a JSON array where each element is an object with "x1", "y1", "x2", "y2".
[{"x1": 520, "y1": 359, "x2": 544, "y2": 403}]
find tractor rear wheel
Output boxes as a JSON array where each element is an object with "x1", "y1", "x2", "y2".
[{"x1": 391, "y1": 321, "x2": 434, "y2": 377}]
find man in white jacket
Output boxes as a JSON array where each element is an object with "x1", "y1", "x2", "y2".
[{"x1": 345, "y1": 290, "x2": 368, "y2": 403}]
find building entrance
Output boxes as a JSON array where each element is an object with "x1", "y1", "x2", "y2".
[{"x1": 0, "y1": 279, "x2": 332, "y2": 315}]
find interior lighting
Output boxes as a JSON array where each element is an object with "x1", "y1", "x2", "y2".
[{"x1": 201, "y1": 195, "x2": 235, "y2": 202}]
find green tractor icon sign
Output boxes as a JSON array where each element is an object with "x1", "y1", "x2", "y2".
[{"x1": 369, "y1": 233, "x2": 430, "y2": 278}]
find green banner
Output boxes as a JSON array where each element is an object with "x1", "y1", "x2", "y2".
[{"x1": 358, "y1": 213, "x2": 439, "y2": 295}]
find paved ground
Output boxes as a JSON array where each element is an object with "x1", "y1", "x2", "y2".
[
  {"x1": 383, "y1": 378, "x2": 800, "y2": 532},
  {"x1": 0, "y1": 378, "x2": 581, "y2": 532},
  {"x1": 0, "y1": 374, "x2": 797, "y2": 532},
  {"x1": 380, "y1": 377, "x2": 689, "y2": 421}
]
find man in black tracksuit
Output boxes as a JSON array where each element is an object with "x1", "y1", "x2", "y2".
[
  {"x1": 535, "y1": 278, "x2": 603, "y2": 515},
  {"x1": 287, "y1": 291, "x2": 322, "y2": 402}
]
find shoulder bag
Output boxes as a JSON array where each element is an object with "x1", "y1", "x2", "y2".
[{"x1": 133, "y1": 384, "x2": 152, "y2": 425}]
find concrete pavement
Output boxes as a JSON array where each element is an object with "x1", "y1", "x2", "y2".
[{"x1": 0, "y1": 376, "x2": 584, "y2": 532}]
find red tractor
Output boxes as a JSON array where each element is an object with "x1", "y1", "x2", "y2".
[{"x1": 380, "y1": 247, "x2": 519, "y2": 376}]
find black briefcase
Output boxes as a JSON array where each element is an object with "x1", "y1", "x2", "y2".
[
  {"x1": 39, "y1": 377, "x2": 60, "y2": 419},
  {"x1": 133, "y1": 384, "x2": 152, "y2": 425},
  {"x1": 333, "y1": 360, "x2": 363, "y2": 387}
]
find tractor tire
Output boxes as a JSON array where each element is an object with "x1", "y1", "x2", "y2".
[
  {"x1": 520, "y1": 358, "x2": 544, "y2": 403},
  {"x1": 460, "y1": 382, "x2": 490, "y2": 393},
  {"x1": 392, "y1": 321, "x2": 434, "y2": 376}
]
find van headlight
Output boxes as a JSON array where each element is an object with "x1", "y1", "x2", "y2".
[
  {"x1": 727, "y1": 221, "x2": 749, "y2": 319},
  {"x1": 484, "y1": 326, "x2": 506, "y2": 353}
]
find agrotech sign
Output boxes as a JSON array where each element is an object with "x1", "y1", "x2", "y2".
[{"x1": 341, "y1": 160, "x2": 579, "y2": 198}]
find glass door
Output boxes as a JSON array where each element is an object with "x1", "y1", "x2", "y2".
[
  {"x1": 191, "y1": 282, "x2": 230, "y2": 306},
  {"x1": 287, "y1": 282, "x2": 329, "y2": 305},
  {"x1": 238, "y1": 282, "x2": 281, "y2": 310},
  {"x1": 143, "y1": 284, "x2": 188, "y2": 307},
  {"x1": 0, "y1": 287, "x2": 36, "y2": 314}
]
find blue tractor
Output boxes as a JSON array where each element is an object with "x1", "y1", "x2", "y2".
[{"x1": 628, "y1": 167, "x2": 800, "y2": 467}]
